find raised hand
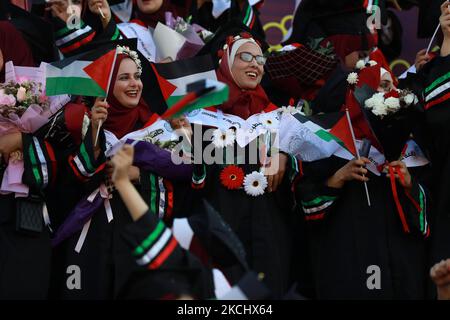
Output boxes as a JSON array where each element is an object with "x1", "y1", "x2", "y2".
[
  {"x1": 87, "y1": 0, "x2": 111, "y2": 28},
  {"x1": 326, "y1": 157, "x2": 371, "y2": 189},
  {"x1": 111, "y1": 144, "x2": 134, "y2": 185},
  {"x1": 264, "y1": 152, "x2": 288, "y2": 193}
]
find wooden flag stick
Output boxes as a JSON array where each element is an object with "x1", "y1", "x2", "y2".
[
  {"x1": 95, "y1": 47, "x2": 118, "y2": 147},
  {"x1": 98, "y1": 6, "x2": 105, "y2": 19},
  {"x1": 345, "y1": 108, "x2": 371, "y2": 206},
  {"x1": 426, "y1": 23, "x2": 441, "y2": 56},
  {"x1": 427, "y1": 1, "x2": 450, "y2": 55}
]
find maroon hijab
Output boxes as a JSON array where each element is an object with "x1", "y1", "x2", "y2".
[
  {"x1": 135, "y1": 0, "x2": 190, "y2": 28},
  {"x1": 0, "y1": 21, "x2": 34, "y2": 82},
  {"x1": 103, "y1": 54, "x2": 153, "y2": 138},
  {"x1": 216, "y1": 37, "x2": 270, "y2": 120}
]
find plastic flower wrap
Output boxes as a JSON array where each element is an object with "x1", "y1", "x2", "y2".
[
  {"x1": 0, "y1": 63, "x2": 69, "y2": 196},
  {"x1": 153, "y1": 13, "x2": 205, "y2": 61},
  {"x1": 0, "y1": 79, "x2": 54, "y2": 135}
]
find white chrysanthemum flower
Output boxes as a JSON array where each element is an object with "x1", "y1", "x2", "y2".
[
  {"x1": 372, "y1": 104, "x2": 388, "y2": 118},
  {"x1": 373, "y1": 93, "x2": 385, "y2": 105},
  {"x1": 385, "y1": 97, "x2": 401, "y2": 111},
  {"x1": 366, "y1": 93, "x2": 385, "y2": 109},
  {"x1": 347, "y1": 72, "x2": 359, "y2": 85},
  {"x1": 368, "y1": 60, "x2": 377, "y2": 66},
  {"x1": 356, "y1": 60, "x2": 366, "y2": 70},
  {"x1": 212, "y1": 128, "x2": 235, "y2": 148},
  {"x1": 243, "y1": 171, "x2": 268, "y2": 197},
  {"x1": 404, "y1": 93, "x2": 417, "y2": 106}
]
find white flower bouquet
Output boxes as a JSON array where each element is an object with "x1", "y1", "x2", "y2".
[{"x1": 364, "y1": 89, "x2": 418, "y2": 119}]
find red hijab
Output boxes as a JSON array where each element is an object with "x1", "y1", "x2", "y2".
[
  {"x1": 103, "y1": 54, "x2": 153, "y2": 138},
  {"x1": 216, "y1": 37, "x2": 270, "y2": 120},
  {"x1": 0, "y1": 21, "x2": 35, "y2": 82},
  {"x1": 134, "y1": 0, "x2": 190, "y2": 28},
  {"x1": 323, "y1": 33, "x2": 377, "y2": 62}
]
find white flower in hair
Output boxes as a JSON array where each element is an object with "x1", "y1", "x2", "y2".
[
  {"x1": 347, "y1": 72, "x2": 359, "y2": 85},
  {"x1": 384, "y1": 97, "x2": 401, "y2": 111},
  {"x1": 356, "y1": 60, "x2": 366, "y2": 70},
  {"x1": 243, "y1": 171, "x2": 268, "y2": 197},
  {"x1": 212, "y1": 128, "x2": 236, "y2": 148},
  {"x1": 117, "y1": 45, "x2": 142, "y2": 75}
]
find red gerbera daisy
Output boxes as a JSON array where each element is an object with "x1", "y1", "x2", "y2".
[{"x1": 220, "y1": 165, "x2": 245, "y2": 190}]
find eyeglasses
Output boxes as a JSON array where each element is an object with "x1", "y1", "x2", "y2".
[{"x1": 238, "y1": 52, "x2": 267, "y2": 65}]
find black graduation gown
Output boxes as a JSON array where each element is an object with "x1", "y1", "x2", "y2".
[
  {"x1": 419, "y1": 55, "x2": 450, "y2": 273},
  {"x1": 47, "y1": 116, "x2": 205, "y2": 299},
  {"x1": 296, "y1": 156, "x2": 431, "y2": 299},
  {"x1": 192, "y1": 138, "x2": 302, "y2": 298},
  {"x1": 119, "y1": 209, "x2": 217, "y2": 299},
  {"x1": 189, "y1": 1, "x2": 266, "y2": 41},
  {"x1": 0, "y1": 134, "x2": 56, "y2": 299}
]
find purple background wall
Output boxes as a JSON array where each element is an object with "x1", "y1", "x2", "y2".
[{"x1": 258, "y1": 1, "x2": 433, "y2": 75}]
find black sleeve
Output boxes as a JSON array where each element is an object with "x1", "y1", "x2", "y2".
[
  {"x1": 120, "y1": 210, "x2": 215, "y2": 299},
  {"x1": 22, "y1": 133, "x2": 57, "y2": 193},
  {"x1": 67, "y1": 125, "x2": 106, "y2": 184},
  {"x1": 295, "y1": 157, "x2": 342, "y2": 221}
]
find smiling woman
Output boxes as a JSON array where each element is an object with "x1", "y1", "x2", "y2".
[
  {"x1": 216, "y1": 36, "x2": 270, "y2": 120},
  {"x1": 103, "y1": 54, "x2": 151, "y2": 139},
  {"x1": 191, "y1": 33, "x2": 303, "y2": 297}
]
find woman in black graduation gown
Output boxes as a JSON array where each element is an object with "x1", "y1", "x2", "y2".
[
  {"x1": 191, "y1": 33, "x2": 302, "y2": 297},
  {"x1": 296, "y1": 63, "x2": 431, "y2": 299},
  {"x1": 48, "y1": 46, "x2": 241, "y2": 299},
  {"x1": 0, "y1": 21, "x2": 55, "y2": 299},
  {"x1": 419, "y1": 3, "x2": 450, "y2": 298},
  {"x1": 45, "y1": 47, "x2": 194, "y2": 299},
  {"x1": 0, "y1": 132, "x2": 57, "y2": 299}
]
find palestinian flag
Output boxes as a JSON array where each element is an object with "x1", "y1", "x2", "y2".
[
  {"x1": 45, "y1": 39, "x2": 136, "y2": 97},
  {"x1": 46, "y1": 49, "x2": 110, "y2": 97},
  {"x1": 154, "y1": 55, "x2": 229, "y2": 114},
  {"x1": 46, "y1": 38, "x2": 175, "y2": 115},
  {"x1": 293, "y1": 112, "x2": 356, "y2": 156}
]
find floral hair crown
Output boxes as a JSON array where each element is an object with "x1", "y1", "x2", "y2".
[
  {"x1": 117, "y1": 45, "x2": 142, "y2": 75},
  {"x1": 217, "y1": 32, "x2": 260, "y2": 61}
]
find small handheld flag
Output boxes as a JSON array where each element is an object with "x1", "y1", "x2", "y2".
[
  {"x1": 161, "y1": 79, "x2": 216, "y2": 119},
  {"x1": 345, "y1": 108, "x2": 371, "y2": 207},
  {"x1": 94, "y1": 47, "x2": 118, "y2": 146}
]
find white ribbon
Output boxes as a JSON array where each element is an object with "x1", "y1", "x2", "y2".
[
  {"x1": 74, "y1": 183, "x2": 113, "y2": 252},
  {"x1": 99, "y1": 184, "x2": 113, "y2": 223},
  {"x1": 75, "y1": 219, "x2": 91, "y2": 254},
  {"x1": 42, "y1": 202, "x2": 53, "y2": 233}
]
